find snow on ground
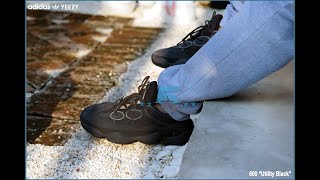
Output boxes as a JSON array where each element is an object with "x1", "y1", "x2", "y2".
[{"x1": 27, "y1": 1, "x2": 223, "y2": 179}]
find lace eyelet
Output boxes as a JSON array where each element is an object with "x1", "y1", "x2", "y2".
[
  {"x1": 194, "y1": 36, "x2": 210, "y2": 46},
  {"x1": 178, "y1": 41, "x2": 192, "y2": 49},
  {"x1": 126, "y1": 109, "x2": 142, "y2": 120},
  {"x1": 110, "y1": 111, "x2": 125, "y2": 121}
]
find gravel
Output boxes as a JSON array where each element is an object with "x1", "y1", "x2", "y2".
[{"x1": 27, "y1": 2, "x2": 223, "y2": 179}]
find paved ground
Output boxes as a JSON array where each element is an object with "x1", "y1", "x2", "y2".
[
  {"x1": 26, "y1": 2, "x2": 221, "y2": 178},
  {"x1": 26, "y1": 9, "x2": 162, "y2": 146}
]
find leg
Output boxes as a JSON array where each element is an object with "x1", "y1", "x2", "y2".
[
  {"x1": 157, "y1": 1, "x2": 294, "y2": 121},
  {"x1": 220, "y1": 1, "x2": 245, "y2": 27}
]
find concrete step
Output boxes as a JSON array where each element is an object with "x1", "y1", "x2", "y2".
[{"x1": 178, "y1": 62, "x2": 294, "y2": 179}]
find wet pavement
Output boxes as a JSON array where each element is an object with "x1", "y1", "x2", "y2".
[{"x1": 26, "y1": 10, "x2": 163, "y2": 146}]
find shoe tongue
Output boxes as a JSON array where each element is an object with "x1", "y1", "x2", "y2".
[
  {"x1": 201, "y1": 13, "x2": 223, "y2": 36},
  {"x1": 143, "y1": 81, "x2": 158, "y2": 103},
  {"x1": 209, "y1": 13, "x2": 223, "y2": 31}
]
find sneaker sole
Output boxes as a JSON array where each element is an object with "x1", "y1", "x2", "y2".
[
  {"x1": 80, "y1": 118, "x2": 194, "y2": 146},
  {"x1": 151, "y1": 55, "x2": 189, "y2": 68}
]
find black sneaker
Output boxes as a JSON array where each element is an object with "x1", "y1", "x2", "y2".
[
  {"x1": 208, "y1": 1, "x2": 230, "y2": 9},
  {"x1": 80, "y1": 76, "x2": 194, "y2": 146},
  {"x1": 151, "y1": 11, "x2": 223, "y2": 68}
]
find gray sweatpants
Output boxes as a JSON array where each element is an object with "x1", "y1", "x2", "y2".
[{"x1": 157, "y1": 1, "x2": 294, "y2": 120}]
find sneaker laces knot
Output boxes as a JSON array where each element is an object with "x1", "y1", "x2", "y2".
[
  {"x1": 112, "y1": 76, "x2": 150, "y2": 112},
  {"x1": 177, "y1": 11, "x2": 216, "y2": 46}
]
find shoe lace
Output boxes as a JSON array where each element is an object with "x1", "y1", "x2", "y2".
[
  {"x1": 112, "y1": 76, "x2": 150, "y2": 112},
  {"x1": 177, "y1": 11, "x2": 216, "y2": 46}
]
